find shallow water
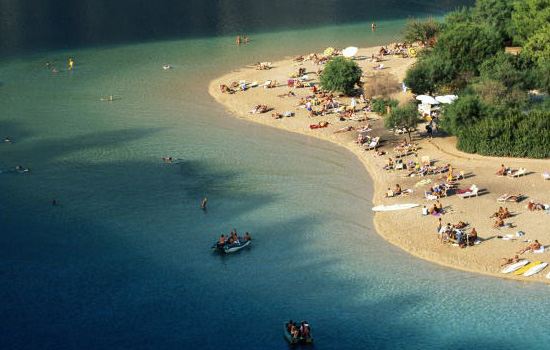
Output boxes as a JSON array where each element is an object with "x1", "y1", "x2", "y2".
[{"x1": 4, "y1": 1, "x2": 550, "y2": 349}]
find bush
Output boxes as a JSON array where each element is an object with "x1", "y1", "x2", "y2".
[
  {"x1": 370, "y1": 98, "x2": 399, "y2": 115},
  {"x1": 456, "y1": 110, "x2": 550, "y2": 158},
  {"x1": 384, "y1": 103, "x2": 422, "y2": 141},
  {"x1": 319, "y1": 57, "x2": 362, "y2": 95}
]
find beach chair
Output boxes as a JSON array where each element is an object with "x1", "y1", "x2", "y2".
[
  {"x1": 424, "y1": 191, "x2": 438, "y2": 200},
  {"x1": 508, "y1": 168, "x2": 526, "y2": 178},
  {"x1": 458, "y1": 186, "x2": 478, "y2": 199},
  {"x1": 364, "y1": 137, "x2": 379, "y2": 151}
]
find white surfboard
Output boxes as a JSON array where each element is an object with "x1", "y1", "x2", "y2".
[
  {"x1": 372, "y1": 203, "x2": 419, "y2": 212},
  {"x1": 501, "y1": 260, "x2": 529, "y2": 274},
  {"x1": 524, "y1": 262, "x2": 548, "y2": 277}
]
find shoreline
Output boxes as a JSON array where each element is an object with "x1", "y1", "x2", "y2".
[{"x1": 208, "y1": 45, "x2": 550, "y2": 283}]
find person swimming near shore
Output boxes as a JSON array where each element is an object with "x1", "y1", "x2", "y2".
[{"x1": 200, "y1": 198, "x2": 208, "y2": 210}]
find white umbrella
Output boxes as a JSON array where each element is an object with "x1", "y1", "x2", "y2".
[
  {"x1": 435, "y1": 95, "x2": 459, "y2": 104},
  {"x1": 342, "y1": 46, "x2": 358, "y2": 58},
  {"x1": 416, "y1": 95, "x2": 439, "y2": 105}
]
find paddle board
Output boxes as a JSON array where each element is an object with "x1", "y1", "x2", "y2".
[
  {"x1": 524, "y1": 262, "x2": 548, "y2": 277},
  {"x1": 514, "y1": 261, "x2": 540, "y2": 275},
  {"x1": 372, "y1": 204, "x2": 419, "y2": 212},
  {"x1": 501, "y1": 260, "x2": 529, "y2": 274}
]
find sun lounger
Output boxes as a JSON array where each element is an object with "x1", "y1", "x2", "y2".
[
  {"x1": 497, "y1": 193, "x2": 523, "y2": 202},
  {"x1": 364, "y1": 137, "x2": 380, "y2": 151},
  {"x1": 531, "y1": 246, "x2": 546, "y2": 254},
  {"x1": 458, "y1": 186, "x2": 478, "y2": 198},
  {"x1": 507, "y1": 168, "x2": 526, "y2": 178},
  {"x1": 425, "y1": 191, "x2": 438, "y2": 200}
]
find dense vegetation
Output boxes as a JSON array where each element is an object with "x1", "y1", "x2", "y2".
[
  {"x1": 403, "y1": 0, "x2": 550, "y2": 158},
  {"x1": 320, "y1": 56, "x2": 362, "y2": 95}
]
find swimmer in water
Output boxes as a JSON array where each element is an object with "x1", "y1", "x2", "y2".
[
  {"x1": 200, "y1": 198, "x2": 208, "y2": 210},
  {"x1": 69, "y1": 57, "x2": 74, "y2": 70}
]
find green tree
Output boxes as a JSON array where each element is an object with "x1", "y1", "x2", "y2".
[
  {"x1": 478, "y1": 52, "x2": 531, "y2": 90},
  {"x1": 523, "y1": 26, "x2": 550, "y2": 65},
  {"x1": 434, "y1": 23, "x2": 503, "y2": 74},
  {"x1": 511, "y1": 0, "x2": 550, "y2": 45},
  {"x1": 402, "y1": 17, "x2": 442, "y2": 46},
  {"x1": 384, "y1": 103, "x2": 421, "y2": 141},
  {"x1": 472, "y1": 0, "x2": 514, "y2": 42},
  {"x1": 404, "y1": 54, "x2": 456, "y2": 94},
  {"x1": 440, "y1": 93, "x2": 486, "y2": 136},
  {"x1": 319, "y1": 57, "x2": 362, "y2": 95}
]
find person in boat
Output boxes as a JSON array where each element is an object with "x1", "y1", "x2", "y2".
[
  {"x1": 300, "y1": 321, "x2": 310, "y2": 338},
  {"x1": 218, "y1": 234, "x2": 225, "y2": 248},
  {"x1": 286, "y1": 320, "x2": 294, "y2": 333},
  {"x1": 244, "y1": 232, "x2": 251, "y2": 241},
  {"x1": 291, "y1": 323, "x2": 300, "y2": 338},
  {"x1": 200, "y1": 198, "x2": 208, "y2": 209}
]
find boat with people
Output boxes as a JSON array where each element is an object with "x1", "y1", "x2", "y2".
[
  {"x1": 284, "y1": 320, "x2": 313, "y2": 344},
  {"x1": 211, "y1": 230, "x2": 252, "y2": 254}
]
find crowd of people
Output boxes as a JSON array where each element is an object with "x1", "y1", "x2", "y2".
[
  {"x1": 285, "y1": 320, "x2": 310, "y2": 339},
  {"x1": 217, "y1": 230, "x2": 251, "y2": 248}
]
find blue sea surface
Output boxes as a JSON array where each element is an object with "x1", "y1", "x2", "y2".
[{"x1": 4, "y1": 1, "x2": 550, "y2": 349}]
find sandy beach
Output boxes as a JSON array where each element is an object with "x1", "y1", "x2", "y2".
[{"x1": 209, "y1": 44, "x2": 550, "y2": 282}]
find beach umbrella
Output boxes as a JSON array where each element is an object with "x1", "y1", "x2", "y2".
[
  {"x1": 324, "y1": 47, "x2": 335, "y2": 56},
  {"x1": 416, "y1": 95, "x2": 439, "y2": 105},
  {"x1": 342, "y1": 46, "x2": 358, "y2": 58},
  {"x1": 435, "y1": 95, "x2": 459, "y2": 104}
]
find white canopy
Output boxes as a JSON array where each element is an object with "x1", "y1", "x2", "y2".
[
  {"x1": 342, "y1": 46, "x2": 358, "y2": 58},
  {"x1": 416, "y1": 95, "x2": 439, "y2": 105},
  {"x1": 435, "y1": 95, "x2": 459, "y2": 104}
]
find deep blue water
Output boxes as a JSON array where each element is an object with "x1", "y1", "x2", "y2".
[
  {"x1": 7, "y1": 1, "x2": 550, "y2": 350},
  {"x1": 0, "y1": 0, "x2": 474, "y2": 58}
]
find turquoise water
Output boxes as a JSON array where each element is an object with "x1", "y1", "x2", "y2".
[{"x1": 3, "y1": 14, "x2": 550, "y2": 350}]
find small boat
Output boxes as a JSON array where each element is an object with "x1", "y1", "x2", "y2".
[
  {"x1": 284, "y1": 322, "x2": 313, "y2": 344},
  {"x1": 211, "y1": 239, "x2": 251, "y2": 254}
]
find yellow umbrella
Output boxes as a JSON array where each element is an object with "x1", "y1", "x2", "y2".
[{"x1": 324, "y1": 47, "x2": 335, "y2": 56}]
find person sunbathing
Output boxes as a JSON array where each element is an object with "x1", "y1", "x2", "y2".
[
  {"x1": 490, "y1": 207, "x2": 504, "y2": 218},
  {"x1": 393, "y1": 184, "x2": 402, "y2": 195},
  {"x1": 500, "y1": 208, "x2": 510, "y2": 219},
  {"x1": 495, "y1": 164, "x2": 509, "y2": 176},
  {"x1": 333, "y1": 126, "x2": 355, "y2": 133},
  {"x1": 501, "y1": 255, "x2": 520, "y2": 267},
  {"x1": 385, "y1": 188, "x2": 394, "y2": 198},
  {"x1": 498, "y1": 193, "x2": 523, "y2": 202},
  {"x1": 456, "y1": 221, "x2": 467, "y2": 229},
  {"x1": 493, "y1": 218, "x2": 504, "y2": 228},
  {"x1": 527, "y1": 200, "x2": 545, "y2": 211},
  {"x1": 517, "y1": 240, "x2": 541, "y2": 254}
]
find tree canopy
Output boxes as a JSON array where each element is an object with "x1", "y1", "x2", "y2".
[
  {"x1": 404, "y1": 0, "x2": 550, "y2": 158},
  {"x1": 319, "y1": 57, "x2": 362, "y2": 95}
]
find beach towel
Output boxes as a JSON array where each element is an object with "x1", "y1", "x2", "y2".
[
  {"x1": 310, "y1": 122, "x2": 329, "y2": 129},
  {"x1": 415, "y1": 179, "x2": 432, "y2": 187},
  {"x1": 531, "y1": 246, "x2": 546, "y2": 254}
]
